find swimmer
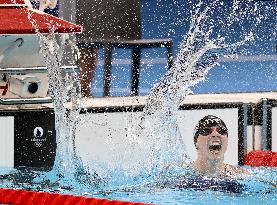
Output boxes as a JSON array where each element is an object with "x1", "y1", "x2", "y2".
[
  {"x1": 192, "y1": 115, "x2": 248, "y2": 177},
  {"x1": 159, "y1": 115, "x2": 277, "y2": 192}
]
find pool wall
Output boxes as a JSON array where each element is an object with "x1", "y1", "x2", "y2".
[
  {"x1": 76, "y1": 103, "x2": 241, "y2": 168},
  {"x1": 0, "y1": 92, "x2": 276, "y2": 170}
]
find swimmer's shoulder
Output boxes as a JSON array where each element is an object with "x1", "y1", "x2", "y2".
[{"x1": 224, "y1": 164, "x2": 249, "y2": 177}]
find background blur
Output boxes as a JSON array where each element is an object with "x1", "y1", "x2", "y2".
[{"x1": 61, "y1": 0, "x2": 277, "y2": 96}]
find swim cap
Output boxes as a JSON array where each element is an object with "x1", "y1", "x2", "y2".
[{"x1": 193, "y1": 115, "x2": 228, "y2": 146}]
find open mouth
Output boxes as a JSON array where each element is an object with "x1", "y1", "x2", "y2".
[{"x1": 208, "y1": 142, "x2": 222, "y2": 153}]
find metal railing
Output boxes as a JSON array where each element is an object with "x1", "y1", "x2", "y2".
[
  {"x1": 0, "y1": 66, "x2": 79, "y2": 74},
  {"x1": 78, "y1": 38, "x2": 174, "y2": 96}
]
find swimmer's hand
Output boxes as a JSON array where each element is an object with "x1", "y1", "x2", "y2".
[{"x1": 224, "y1": 164, "x2": 250, "y2": 178}]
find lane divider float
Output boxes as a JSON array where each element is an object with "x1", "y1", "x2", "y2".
[
  {"x1": 245, "y1": 150, "x2": 277, "y2": 167},
  {"x1": 0, "y1": 188, "x2": 154, "y2": 205}
]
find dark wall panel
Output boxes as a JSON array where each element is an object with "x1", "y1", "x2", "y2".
[{"x1": 0, "y1": 109, "x2": 56, "y2": 170}]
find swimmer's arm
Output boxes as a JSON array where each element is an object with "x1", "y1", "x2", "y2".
[
  {"x1": 224, "y1": 164, "x2": 250, "y2": 177},
  {"x1": 236, "y1": 166, "x2": 250, "y2": 175},
  {"x1": 231, "y1": 165, "x2": 277, "y2": 188}
]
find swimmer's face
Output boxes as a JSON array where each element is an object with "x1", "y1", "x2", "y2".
[{"x1": 196, "y1": 126, "x2": 228, "y2": 161}]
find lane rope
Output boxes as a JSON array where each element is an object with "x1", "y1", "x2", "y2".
[
  {"x1": 245, "y1": 150, "x2": 277, "y2": 167},
  {"x1": 0, "y1": 188, "x2": 154, "y2": 205}
]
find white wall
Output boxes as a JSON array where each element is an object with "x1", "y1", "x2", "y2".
[
  {"x1": 76, "y1": 112, "x2": 149, "y2": 174},
  {"x1": 271, "y1": 107, "x2": 277, "y2": 152},
  {"x1": 0, "y1": 116, "x2": 14, "y2": 167},
  {"x1": 246, "y1": 125, "x2": 263, "y2": 152},
  {"x1": 75, "y1": 108, "x2": 240, "y2": 171}
]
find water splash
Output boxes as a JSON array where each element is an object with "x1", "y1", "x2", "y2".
[
  {"x1": 132, "y1": 0, "x2": 257, "y2": 178},
  {"x1": 20, "y1": 8, "x2": 101, "y2": 189},
  {"x1": 2, "y1": 0, "x2": 274, "y2": 195},
  {"x1": 73, "y1": 0, "x2": 270, "y2": 188}
]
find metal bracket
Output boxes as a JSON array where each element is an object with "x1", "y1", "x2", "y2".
[{"x1": 0, "y1": 66, "x2": 79, "y2": 105}]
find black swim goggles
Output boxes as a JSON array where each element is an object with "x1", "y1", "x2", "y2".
[{"x1": 197, "y1": 125, "x2": 228, "y2": 136}]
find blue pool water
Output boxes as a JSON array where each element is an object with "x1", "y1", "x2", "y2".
[
  {"x1": 0, "y1": 166, "x2": 276, "y2": 205},
  {"x1": 83, "y1": 166, "x2": 277, "y2": 205}
]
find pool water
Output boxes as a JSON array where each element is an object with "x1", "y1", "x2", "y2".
[
  {"x1": 98, "y1": 185, "x2": 275, "y2": 205},
  {"x1": 87, "y1": 166, "x2": 277, "y2": 205},
  {"x1": 0, "y1": 166, "x2": 276, "y2": 205}
]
